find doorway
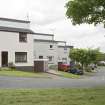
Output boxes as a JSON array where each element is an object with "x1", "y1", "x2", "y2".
[{"x1": 1, "y1": 51, "x2": 8, "y2": 67}]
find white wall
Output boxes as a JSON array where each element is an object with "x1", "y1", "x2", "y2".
[
  {"x1": 0, "y1": 20, "x2": 30, "y2": 29},
  {"x1": 34, "y1": 41, "x2": 58, "y2": 65},
  {"x1": 58, "y1": 47, "x2": 71, "y2": 64},
  {"x1": 33, "y1": 34, "x2": 53, "y2": 40},
  {"x1": 0, "y1": 31, "x2": 33, "y2": 67}
]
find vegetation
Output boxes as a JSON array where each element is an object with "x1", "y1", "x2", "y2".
[
  {"x1": 70, "y1": 48, "x2": 104, "y2": 71},
  {"x1": 0, "y1": 69, "x2": 50, "y2": 78},
  {"x1": 66, "y1": 0, "x2": 105, "y2": 27},
  {"x1": 0, "y1": 87, "x2": 105, "y2": 105},
  {"x1": 58, "y1": 71, "x2": 80, "y2": 79}
]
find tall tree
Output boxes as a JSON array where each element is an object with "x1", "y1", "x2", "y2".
[
  {"x1": 69, "y1": 48, "x2": 101, "y2": 70},
  {"x1": 66, "y1": 0, "x2": 105, "y2": 27}
]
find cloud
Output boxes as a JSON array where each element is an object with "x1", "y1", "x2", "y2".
[{"x1": 0, "y1": 0, "x2": 105, "y2": 52}]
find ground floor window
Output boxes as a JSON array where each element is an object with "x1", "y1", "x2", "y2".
[
  {"x1": 39, "y1": 56, "x2": 43, "y2": 59},
  {"x1": 62, "y1": 58, "x2": 67, "y2": 63},
  {"x1": 15, "y1": 52, "x2": 27, "y2": 63},
  {"x1": 47, "y1": 56, "x2": 54, "y2": 63}
]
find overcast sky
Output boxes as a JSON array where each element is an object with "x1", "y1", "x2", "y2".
[{"x1": 0, "y1": 0, "x2": 105, "y2": 52}]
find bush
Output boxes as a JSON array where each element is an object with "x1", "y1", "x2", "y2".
[
  {"x1": 85, "y1": 66, "x2": 92, "y2": 72},
  {"x1": 8, "y1": 62, "x2": 16, "y2": 69},
  {"x1": 49, "y1": 65, "x2": 58, "y2": 70}
]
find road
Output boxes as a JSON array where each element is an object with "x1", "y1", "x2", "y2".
[{"x1": 0, "y1": 67, "x2": 105, "y2": 88}]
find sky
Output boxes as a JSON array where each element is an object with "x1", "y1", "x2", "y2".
[{"x1": 0, "y1": 0, "x2": 105, "y2": 52}]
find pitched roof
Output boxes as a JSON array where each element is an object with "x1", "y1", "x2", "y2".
[
  {"x1": 0, "y1": 26, "x2": 35, "y2": 34},
  {"x1": 0, "y1": 17, "x2": 30, "y2": 23}
]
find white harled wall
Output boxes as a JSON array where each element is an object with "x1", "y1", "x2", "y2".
[
  {"x1": 0, "y1": 20, "x2": 30, "y2": 29},
  {"x1": 57, "y1": 47, "x2": 71, "y2": 64},
  {"x1": 34, "y1": 41, "x2": 58, "y2": 65},
  {"x1": 0, "y1": 31, "x2": 33, "y2": 67},
  {"x1": 33, "y1": 34, "x2": 53, "y2": 40}
]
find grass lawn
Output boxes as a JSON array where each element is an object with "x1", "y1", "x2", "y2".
[
  {"x1": 0, "y1": 69, "x2": 50, "y2": 78},
  {"x1": 0, "y1": 87, "x2": 105, "y2": 105},
  {"x1": 58, "y1": 71, "x2": 80, "y2": 79},
  {"x1": 0, "y1": 68, "x2": 80, "y2": 79}
]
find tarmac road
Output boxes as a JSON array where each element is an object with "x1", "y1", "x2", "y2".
[{"x1": 0, "y1": 67, "x2": 105, "y2": 88}]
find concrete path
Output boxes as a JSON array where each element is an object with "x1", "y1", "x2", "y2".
[{"x1": 0, "y1": 67, "x2": 105, "y2": 88}]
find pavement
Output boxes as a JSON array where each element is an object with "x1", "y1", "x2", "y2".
[
  {"x1": 0, "y1": 67, "x2": 105, "y2": 88},
  {"x1": 46, "y1": 69, "x2": 61, "y2": 76}
]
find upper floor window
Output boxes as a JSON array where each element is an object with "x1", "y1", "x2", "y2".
[
  {"x1": 19, "y1": 32, "x2": 27, "y2": 42},
  {"x1": 50, "y1": 45, "x2": 53, "y2": 48}
]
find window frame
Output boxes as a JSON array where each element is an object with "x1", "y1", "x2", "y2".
[
  {"x1": 15, "y1": 52, "x2": 27, "y2": 63},
  {"x1": 50, "y1": 45, "x2": 53, "y2": 48},
  {"x1": 39, "y1": 56, "x2": 43, "y2": 59},
  {"x1": 19, "y1": 32, "x2": 27, "y2": 43}
]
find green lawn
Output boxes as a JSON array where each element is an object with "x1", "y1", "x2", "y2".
[
  {"x1": 0, "y1": 68, "x2": 80, "y2": 79},
  {"x1": 0, "y1": 87, "x2": 105, "y2": 105},
  {"x1": 58, "y1": 71, "x2": 80, "y2": 78},
  {"x1": 0, "y1": 69, "x2": 50, "y2": 78}
]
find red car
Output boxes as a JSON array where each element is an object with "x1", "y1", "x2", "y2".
[{"x1": 58, "y1": 64, "x2": 70, "y2": 72}]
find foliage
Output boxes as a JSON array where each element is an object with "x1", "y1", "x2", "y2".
[
  {"x1": 96, "y1": 52, "x2": 105, "y2": 62},
  {"x1": 8, "y1": 62, "x2": 16, "y2": 69},
  {"x1": 58, "y1": 71, "x2": 80, "y2": 78},
  {"x1": 66, "y1": 0, "x2": 105, "y2": 27},
  {"x1": 69, "y1": 48, "x2": 101, "y2": 70}
]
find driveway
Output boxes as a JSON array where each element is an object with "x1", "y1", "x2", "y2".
[{"x1": 0, "y1": 67, "x2": 105, "y2": 88}]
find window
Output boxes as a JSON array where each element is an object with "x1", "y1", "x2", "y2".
[
  {"x1": 64, "y1": 47, "x2": 67, "y2": 53},
  {"x1": 19, "y1": 32, "x2": 27, "y2": 42},
  {"x1": 64, "y1": 47, "x2": 67, "y2": 50},
  {"x1": 62, "y1": 58, "x2": 67, "y2": 61},
  {"x1": 39, "y1": 56, "x2": 43, "y2": 59},
  {"x1": 50, "y1": 45, "x2": 53, "y2": 48},
  {"x1": 47, "y1": 56, "x2": 53, "y2": 62},
  {"x1": 62, "y1": 58, "x2": 67, "y2": 63},
  {"x1": 15, "y1": 52, "x2": 27, "y2": 63}
]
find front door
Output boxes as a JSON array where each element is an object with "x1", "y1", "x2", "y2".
[{"x1": 1, "y1": 51, "x2": 8, "y2": 67}]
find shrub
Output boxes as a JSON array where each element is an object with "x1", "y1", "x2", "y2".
[{"x1": 8, "y1": 62, "x2": 16, "y2": 69}]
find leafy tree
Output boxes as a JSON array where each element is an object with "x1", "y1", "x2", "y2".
[
  {"x1": 69, "y1": 48, "x2": 101, "y2": 70},
  {"x1": 96, "y1": 52, "x2": 105, "y2": 62},
  {"x1": 66, "y1": 0, "x2": 105, "y2": 27},
  {"x1": 70, "y1": 48, "x2": 88, "y2": 69}
]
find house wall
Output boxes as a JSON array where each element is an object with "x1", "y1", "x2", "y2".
[
  {"x1": 34, "y1": 41, "x2": 58, "y2": 65},
  {"x1": 33, "y1": 34, "x2": 53, "y2": 40},
  {"x1": 58, "y1": 47, "x2": 71, "y2": 64},
  {"x1": 0, "y1": 31, "x2": 34, "y2": 67},
  {"x1": 0, "y1": 20, "x2": 30, "y2": 29}
]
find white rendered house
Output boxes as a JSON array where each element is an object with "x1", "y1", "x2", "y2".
[
  {"x1": 0, "y1": 17, "x2": 34, "y2": 71},
  {"x1": 33, "y1": 33, "x2": 73, "y2": 65},
  {"x1": 0, "y1": 17, "x2": 73, "y2": 71},
  {"x1": 34, "y1": 33, "x2": 58, "y2": 65},
  {"x1": 58, "y1": 45, "x2": 73, "y2": 64}
]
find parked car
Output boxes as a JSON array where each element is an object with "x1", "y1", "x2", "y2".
[
  {"x1": 98, "y1": 61, "x2": 105, "y2": 66},
  {"x1": 58, "y1": 64, "x2": 70, "y2": 72},
  {"x1": 68, "y1": 68, "x2": 84, "y2": 75}
]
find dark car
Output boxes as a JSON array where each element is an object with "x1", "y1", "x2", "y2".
[{"x1": 68, "y1": 68, "x2": 83, "y2": 75}]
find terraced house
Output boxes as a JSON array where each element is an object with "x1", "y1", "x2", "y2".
[
  {"x1": 33, "y1": 33, "x2": 73, "y2": 65},
  {"x1": 0, "y1": 17, "x2": 73, "y2": 70},
  {"x1": 0, "y1": 17, "x2": 34, "y2": 70}
]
